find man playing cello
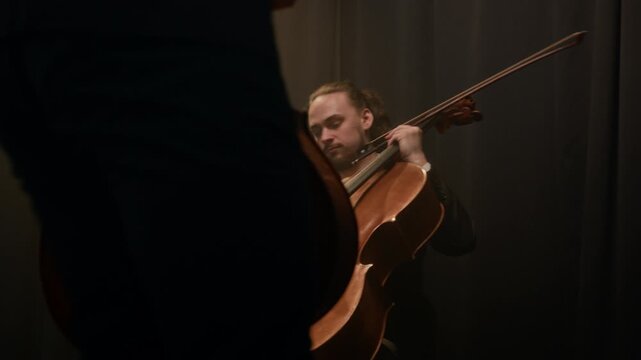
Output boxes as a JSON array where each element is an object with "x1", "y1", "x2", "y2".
[{"x1": 306, "y1": 80, "x2": 479, "y2": 359}]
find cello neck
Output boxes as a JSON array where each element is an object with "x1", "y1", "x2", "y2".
[{"x1": 343, "y1": 145, "x2": 399, "y2": 196}]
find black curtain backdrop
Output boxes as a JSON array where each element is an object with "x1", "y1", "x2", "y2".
[
  {"x1": 273, "y1": 0, "x2": 641, "y2": 358},
  {"x1": 1, "y1": 1, "x2": 639, "y2": 359}
]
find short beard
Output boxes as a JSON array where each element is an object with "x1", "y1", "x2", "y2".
[{"x1": 329, "y1": 154, "x2": 357, "y2": 175}]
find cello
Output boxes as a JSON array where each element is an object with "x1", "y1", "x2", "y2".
[{"x1": 310, "y1": 31, "x2": 587, "y2": 359}]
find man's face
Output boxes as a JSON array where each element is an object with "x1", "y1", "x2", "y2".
[{"x1": 307, "y1": 92, "x2": 372, "y2": 171}]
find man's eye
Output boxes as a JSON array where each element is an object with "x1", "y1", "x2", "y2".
[
  {"x1": 328, "y1": 119, "x2": 342, "y2": 129},
  {"x1": 309, "y1": 127, "x2": 321, "y2": 138}
]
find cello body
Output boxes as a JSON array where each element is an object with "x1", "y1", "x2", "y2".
[{"x1": 311, "y1": 161, "x2": 444, "y2": 359}]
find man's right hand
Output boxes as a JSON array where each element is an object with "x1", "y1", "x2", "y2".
[{"x1": 385, "y1": 125, "x2": 429, "y2": 166}]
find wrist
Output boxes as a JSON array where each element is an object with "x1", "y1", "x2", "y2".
[{"x1": 406, "y1": 153, "x2": 428, "y2": 167}]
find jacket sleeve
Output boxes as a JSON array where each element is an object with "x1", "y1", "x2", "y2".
[{"x1": 425, "y1": 167, "x2": 476, "y2": 256}]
